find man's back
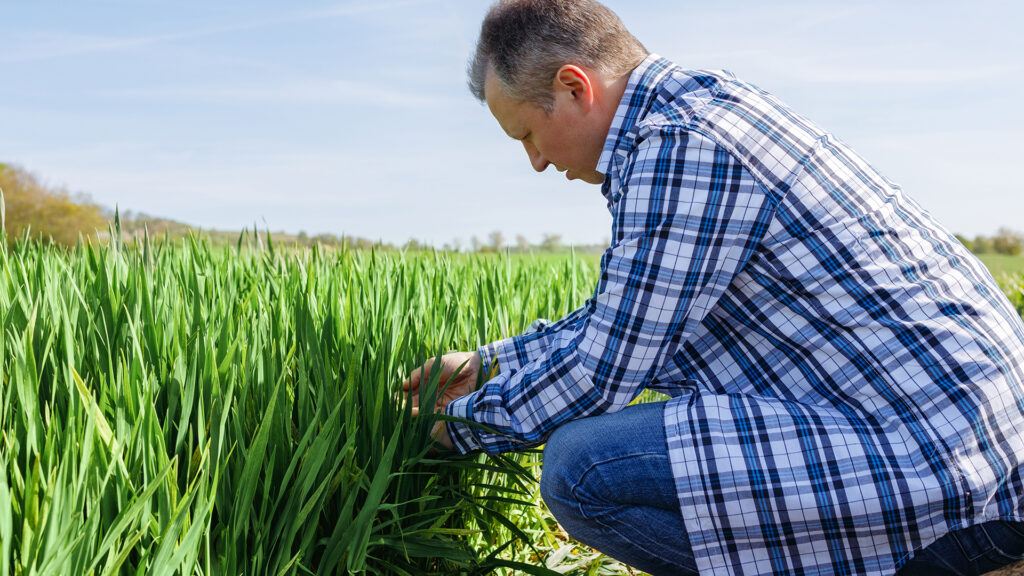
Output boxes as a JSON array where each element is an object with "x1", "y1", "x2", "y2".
[{"x1": 605, "y1": 55, "x2": 1024, "y2": 574}]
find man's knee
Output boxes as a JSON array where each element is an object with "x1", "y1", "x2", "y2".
[
  {"x1": 540, "y1": 404, "x2": 667, "y2": 509},
  {"x1": 540, "y1": 418, "x2": 591, "y2": 519}
]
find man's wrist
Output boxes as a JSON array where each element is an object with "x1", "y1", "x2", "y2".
[
  {"x1": 474, "y1": 352, "x2": 498, "y2": 393},
  {"x1": 433, "y1": 421, "x2": 454, "y2": 451},
  {"x1": 473, "y1": 342, "x2": 501, "y2": 379},
  {"x1": 445, "y1": 393, "x2": 483, "y2": 454}
]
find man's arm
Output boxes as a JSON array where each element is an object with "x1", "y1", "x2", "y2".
[
  {"x1": 478, "y1": 307, "x2": 589, "y2": 374},
  {"x1": 447, "y1": 128, "x2": 778, "y2": 455}
]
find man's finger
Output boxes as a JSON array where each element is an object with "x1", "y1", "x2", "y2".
[
  {"x1": 401, "y1": 364, "x2": 430, "y2": 391},
  {"x1": 401, "y1": 372, "x2": 418, "y2": 391},
  {"x1": 431, "y1": 421, "x2": 454, "y2": 451},
  {"x1": 406, "y1": 391, "x2": 450, "y2": 419}
]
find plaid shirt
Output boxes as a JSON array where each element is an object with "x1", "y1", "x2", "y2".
[{"x1": 446, "y1": 54, "x2": 1024, "y2": 575}]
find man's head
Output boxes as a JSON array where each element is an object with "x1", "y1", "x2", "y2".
[
  {"x1": 468, "y1": 0, "x2": 647, "y2": 110},
  {"x1": 469, "y1": 0, "x2": 648, "y2": 185}
]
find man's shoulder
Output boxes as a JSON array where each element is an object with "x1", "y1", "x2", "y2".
[
  {"x1": 622, "y1": 65, "x2": 760, "y2": 158},
  {"x1": 614, "y1": 56, "x2": 831, "y2": 195},
  {"x1": 632, "y1": 60, "x2": 832, "y2": 192},
  {"x1": 636, "y1": 63, "x2": 731, "y2": 129},
  {"x1": 640, "y1": 63, "x2": 785, "y2": 133},
  {"x1": 605, "y1": 56, "x2": 755, "y2": 171}
]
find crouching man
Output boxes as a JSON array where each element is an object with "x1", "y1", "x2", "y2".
[{"x1": 404, "y1": 1, "x2": 1024, "y2": 574}]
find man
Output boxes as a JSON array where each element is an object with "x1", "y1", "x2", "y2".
[{"x1": 402, "y1": 1, "x2": 1024, "y2": 574}]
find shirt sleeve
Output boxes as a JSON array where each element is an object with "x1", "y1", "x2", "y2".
[
  {"x1": 446, "y1": 128, "x2": 778, "y2": 455},
  {"x1": 477, "y1": 307, "x2": 589, "y2": 374}
]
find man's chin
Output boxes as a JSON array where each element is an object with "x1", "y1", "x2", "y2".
[{"x1": 561, "y1": 169, "x2": 605, "y2": 185}]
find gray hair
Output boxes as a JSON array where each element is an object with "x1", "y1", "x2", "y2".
[{"x1": 468, "y1": 0, "x2": 648, "y2": 111}]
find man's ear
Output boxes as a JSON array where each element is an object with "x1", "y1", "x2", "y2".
[{"x1": 553, "y1": 64, "x2": 593, "y2": 107}]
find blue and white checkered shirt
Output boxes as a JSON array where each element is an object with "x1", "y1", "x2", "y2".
[{"x1": 446, "y1": 54, "x2": 1024, "y2": 575}]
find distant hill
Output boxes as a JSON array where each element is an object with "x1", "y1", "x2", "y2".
[
  {"x1": 1, "y1": 162, "x2": 107, "y2": 245},
  {"x1": 1, "y1": 162, "x2": 608, "y2": 254},
  {"x1": 0, "y1": 162, "x2": 390, "y2": 250}
]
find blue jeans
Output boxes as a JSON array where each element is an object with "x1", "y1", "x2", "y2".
[{"x1": 539, "y1": 401, "x2": 1024, "y2": 576}]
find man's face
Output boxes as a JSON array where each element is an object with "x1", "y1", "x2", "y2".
[{"x1": 485, "y1": 68, "x2": 606, "y2": 185}]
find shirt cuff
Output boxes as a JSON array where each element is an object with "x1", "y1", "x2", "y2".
[{"x1": 445, "y1": 392, "x2": 483, "y2": 454}]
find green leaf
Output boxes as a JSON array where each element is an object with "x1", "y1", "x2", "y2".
[{"x1": 0, "y1": 460, "x2": 12, "y2": 576}]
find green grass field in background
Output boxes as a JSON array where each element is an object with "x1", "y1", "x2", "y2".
[
  {"x1": 0, "y1": 234, "x2": 651, "y2": 575},
  {"x1": 978, "y1": 254, "x2": 1024, "y2": 277}
]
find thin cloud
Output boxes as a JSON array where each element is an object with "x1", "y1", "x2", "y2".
[
  {"x1": 300, "y1": 0, "x2": 432, "y2": 20},
  {"x1": 1, "y1": 31, "x2": 189, "y2": 63},
  {"x1": 94, "y1": 79, "x2": 452, "y2": 109},
  {"x1": 1, "y1": 0, "x2": 433, "y2": 64},
  {"x1": 798, "y1": 64, "x2": 1022, "y2": 86}
]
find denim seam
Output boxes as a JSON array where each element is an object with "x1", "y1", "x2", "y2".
[
  {"x1": 569, "y1": 491, "x2": 697, "y2": 575},
  {"x1": 930, "y1": 547, "x2": 969, "y2": 576},
  {"x1": 571, "y1": 452, "x2": 671, "y2": 505},
  {"x1": 568, "y1": 453, "x2": 696, "y2": 574},
  {"x1": 1000, "y1": 520, "x2": 1024, "y2": 540},
  {"x1": 951, "y1": 529, "x2": 985, "y2": 562},
  {"x1": 980, "y1": 524, "x2": 1024, "y2": 561},
  {"x1": 897, "y1": 521, "x2": 1024, "y2": 575}
]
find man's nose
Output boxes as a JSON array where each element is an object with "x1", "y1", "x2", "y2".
[{"x1": 524, "y1": 141, "x2": 549, "y2": 172}]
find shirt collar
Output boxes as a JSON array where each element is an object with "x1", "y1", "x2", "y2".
[{"x1": 596, "y1": 53, "x2": 673, "y2": 180}]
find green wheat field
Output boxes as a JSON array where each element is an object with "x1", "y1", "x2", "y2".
[{"x1": 3, "y1": 223, "x2": 1024, "y2": 575}]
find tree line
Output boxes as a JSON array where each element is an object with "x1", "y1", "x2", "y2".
[
  {"x1": 0, "y1": 163, "x2": 107, "y2": 245},
  {"x1": 955, "y1": 229, "x2": 1024, "y2": 257},
  {"x1": 2, "y1": 162, "x2": 1020, "y2": 257},
  {"x1": 0, "y1": 162, "x2": 605, "y2": 253}
]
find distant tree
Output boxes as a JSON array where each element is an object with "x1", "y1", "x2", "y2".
[
  {"x1": 470, "y1": 236, "x2": 481, "y2": 252},
  {"x1": 297, "y1": 230, "x2": 309, "y2": 245},
  {"x1": 348, "y1": 237, "x2": 390, "y2": 251},
  {"x1": 516, "y1": 234, "x2": 530, "y2": 253},
  {"x1": 313, "y1": 233, "x2": 340, "y2": 246},
  {"x1": 539, "y1": 233, "x2": 563, "y2": 252},
  {"x1": 993, "y1": 228, "x2": 1023, "y2": 256},
  {"x1": 0, "y1": 163, "x2": 106, "y2": 245},
  {"x1": 973, "y1": 235, "x2": 992, "y2": 254},
  {"x1": 488, "y1": 230, "x2": 505, "y2": 252},
  {"x1": 953, "y1": 234, "x2": 972, "y2": 251}
]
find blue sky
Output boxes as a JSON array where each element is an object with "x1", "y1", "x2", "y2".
[{"x1": 2, "y1": 0, "x2": 1022, "y2": 246}]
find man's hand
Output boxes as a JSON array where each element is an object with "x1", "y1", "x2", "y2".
[
  {"x1": 428, "y1": 420, "x2": 454, "y2": 451},
  {"x1": 402, "y1": 351, "x2": 482, "y2": 451}
]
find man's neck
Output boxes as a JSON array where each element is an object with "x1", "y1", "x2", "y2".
[{"x1": 592, "y1": 69, "x2": 634, "y2": 147}]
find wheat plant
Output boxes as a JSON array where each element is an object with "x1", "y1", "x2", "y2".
[{"x1": 0, "y1": 215, "x2": 602, "y2": 575}]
